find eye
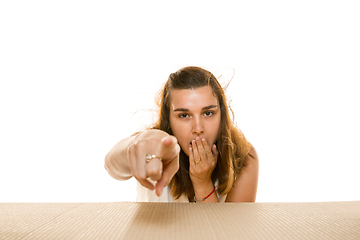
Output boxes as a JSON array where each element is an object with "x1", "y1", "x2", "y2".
[
  {"x1": 204, "y1": 111, "x2": 214, "y2": 117},
  {"x1": 178, "y1": 113, "x2": 189, "y2": 119}
]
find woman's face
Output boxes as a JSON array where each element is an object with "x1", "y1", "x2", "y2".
[{"x1": 169, "y1": 86, "x2": 221, "y2": 156}]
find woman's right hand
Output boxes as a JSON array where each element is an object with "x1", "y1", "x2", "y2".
[{"x1": 128, "y1": 129, "x2": 180, "y2": 196}]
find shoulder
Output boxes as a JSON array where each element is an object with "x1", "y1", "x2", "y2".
[
  {"x1": 247, "y1": 144, "x2": 259, "y2": 162},
  {"x1": 242, "y1": 143, "x2": 259, "y2": 172},
  {"x1": 225, "y1": 143, "x2": 259, "y2": 202}
]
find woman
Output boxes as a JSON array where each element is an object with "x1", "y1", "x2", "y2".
[{"x1": 105, "y1": 66, "x2": 259, "y2": 202}]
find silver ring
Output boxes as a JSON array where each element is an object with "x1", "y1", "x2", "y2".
[{"x1": 146, "y1": 154, "x2": 161, "y2": 163}]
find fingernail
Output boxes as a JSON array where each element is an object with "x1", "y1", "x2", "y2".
[
  {"x1": 202, "y1": 138, "x2": 205, "y2": 142},
  {"x1": 189, "y1": 146, "x2": 192, "y2": 152}
]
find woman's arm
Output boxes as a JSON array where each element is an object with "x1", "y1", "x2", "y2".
[
  {"x1": 104, "y1": 129, "x2": 180, "y2": 196},
  {"x1": 104, "y1": 134, "x2": 137, "y2": 181},
  {"x1": 225, "y1": 145, "x2": 259, "y2": 202}
]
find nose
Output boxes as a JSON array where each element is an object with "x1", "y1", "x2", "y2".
[{"x1": 192, "y1": 116, "x2": 204, "y2": 135}]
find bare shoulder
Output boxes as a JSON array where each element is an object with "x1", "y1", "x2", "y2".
[
  {"x1": 226, "y1": 143, "x2": 259, "y2": 202},
  {"x1": 241, "y1": 143, "x2": 259, "y2": 172},
  {"x1": 247, "y1": 143, "x2": 259, "y2": 163}
]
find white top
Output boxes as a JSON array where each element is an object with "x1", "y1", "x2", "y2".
[{"x1": 136, "y1": 181, "x2": 227, "y2": 202}]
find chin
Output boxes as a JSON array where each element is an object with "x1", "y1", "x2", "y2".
[
  {"x1": 182, "y1": 148, "x2": 190, "y2": 157},
  {"x1": 179, "y1": 143, "x2": 190, "y2": 157}
]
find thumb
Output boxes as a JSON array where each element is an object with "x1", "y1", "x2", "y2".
[
  {"x1": 162, "y1": 135, "x2": 177, "y2": 148},
  {"x1": 161, "y1": 136, "x2": 180, "y2": 161}
]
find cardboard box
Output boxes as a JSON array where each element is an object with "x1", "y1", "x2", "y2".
[{"x1": 1, "y1": 201, "x2": 359, "y2": 239}]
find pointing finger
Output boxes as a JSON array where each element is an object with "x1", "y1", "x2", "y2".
[{"x1": 155, "y1": 155, "x2": 179, "y2": 196}]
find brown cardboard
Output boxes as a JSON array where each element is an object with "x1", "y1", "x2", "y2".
[{"x1": 1, "y1": 201, "x2": 359, "y2": 239}]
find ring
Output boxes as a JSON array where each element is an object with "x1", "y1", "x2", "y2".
[
  {"x1": 194, "y1": 159, "x2": 201, "y2": 164},
  {"x1": 146, "y1": 154, "x2": 161, "y2": 163}
]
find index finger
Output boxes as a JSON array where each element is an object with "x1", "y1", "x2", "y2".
[{"x1": 155, "y1": 155, "x2": 179, "y2": 196}]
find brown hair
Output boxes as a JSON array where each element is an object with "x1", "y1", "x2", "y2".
[{"x1": 152, "y1": 66, "x2": 251, "y2": 199}]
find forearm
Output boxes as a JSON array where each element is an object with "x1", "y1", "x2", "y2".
[{"x1": 104, "y1": 135, "x2": 137, "y2": 180}]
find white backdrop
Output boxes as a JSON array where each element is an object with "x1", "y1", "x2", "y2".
[{"x1": 1, "y1": 1, "x2": 359, "y2": 202}]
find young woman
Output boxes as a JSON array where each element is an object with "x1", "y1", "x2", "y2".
[{"x1": 105, "y1": 66, "x2": 259, "y2": 202}]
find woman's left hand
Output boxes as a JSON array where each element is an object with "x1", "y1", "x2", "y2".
[{"x1": 188, "y1": 137, "x2": 219, "y2": 188}]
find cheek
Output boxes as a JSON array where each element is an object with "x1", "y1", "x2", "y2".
[
  {"x1": 170, "y1": 119, "x2": 190, "y2": 155},
  {"x1": 209, "y1": 117, "x2": 221, "y2": 140},
  {"x1": 173, "y1": 132, "x2": 190, "y2": 156},
  {"x1": 172, "y1": 127, "x2": 188, "y2": 148},
  {"x1": 170, "y1": 118, "x2": 184, "y2": 140},
  {"x1": 169, "y1": 116, "x2": 179, "y2": 136}
]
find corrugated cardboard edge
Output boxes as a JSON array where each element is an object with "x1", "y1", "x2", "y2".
[{"x1": 1, "y1": 201, "x2": 359, "y2": 240}]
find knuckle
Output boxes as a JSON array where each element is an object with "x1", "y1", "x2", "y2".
[
  {"x1": 135, "y1": 139, "x2": 147, "y2": 148},
  {"x1": 146, "y1": 167, "x2": 158, "y2": 176},
  {"x1": 146, "y1": 161, "x2": 162, "y2": 175},
  {"x1": 149, "y1": 138, "x2": 160, "y2": 145},
  {"x1": 136, "y1": 171, "x2": 147, "y2": 181}
]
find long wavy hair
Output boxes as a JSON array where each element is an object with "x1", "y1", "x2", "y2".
[{"x1": 152, "y1": 66, "x2": 251, "y2": 199}]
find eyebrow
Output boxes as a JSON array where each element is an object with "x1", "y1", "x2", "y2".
[{"x1": 173, "y1": 105, "x2": 218, "y2": 112}]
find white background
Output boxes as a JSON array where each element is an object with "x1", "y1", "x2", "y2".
[{"x1": 1, "y1": 1, "x2": 359, "y2": 202}]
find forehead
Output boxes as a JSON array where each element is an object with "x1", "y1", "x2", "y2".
[{"x1": 170, "y1": 86, "x2": 218, "y2": 110}]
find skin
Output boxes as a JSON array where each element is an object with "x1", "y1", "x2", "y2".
[
  {"x1": 127, "y1": 130, "x2": 180, "y2": 196},
  {"x1": 169, "y1": 86, "x2": 220, "y2": 157},
  {"x1": 169, "y1": 86, "x2": 220, "y2": 200},
  {"x1": 104, "y1": 86, "x2": 259, "y2": 202}
]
